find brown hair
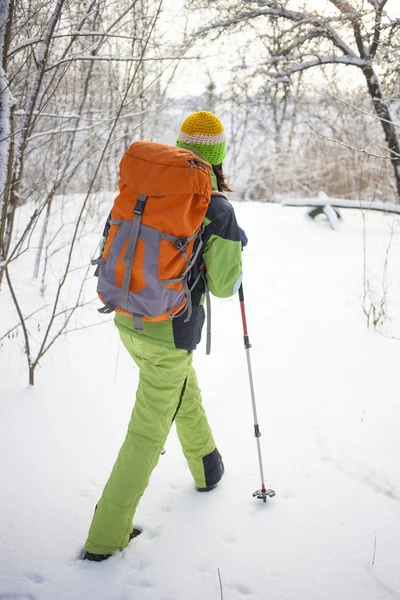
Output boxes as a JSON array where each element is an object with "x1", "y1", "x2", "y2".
[{"x1": 212, "y1": 163, "x2": 234, "y2": 193}]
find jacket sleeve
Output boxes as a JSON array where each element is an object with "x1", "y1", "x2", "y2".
[{"x1": 202, "y1": 203, "x2": 243, "y2": 298}]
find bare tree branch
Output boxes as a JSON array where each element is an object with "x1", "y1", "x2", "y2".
[
  {"x1": 306, "y1": 122, "x2": 400, "y2": 161},
  {"x1": 8, "y1": 32, "x2": 147, "y2": 58},
  {"x1": 329, "y1": 0, "x2": 366, "y2": 58},
  {"x1": 370, "y1": 0, "x2": 389, "y2": 57},
  {"x1": 45, "y1": 53, "x2": 200, "y2": 71},
  {"x1": 0, "y1": 304, "x2": 49, "y2": 343},
  {"x1": 261, "y1": 54, "x2": 366, "y2": 79}
]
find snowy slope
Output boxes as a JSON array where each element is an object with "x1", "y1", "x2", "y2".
[{"x1": 0, "y1": 202, "x2": 399, "y2": 600}]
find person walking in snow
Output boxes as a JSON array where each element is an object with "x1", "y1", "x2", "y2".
[{"x1": 83, "y1": 111, "x2": 245, "y2": 561}]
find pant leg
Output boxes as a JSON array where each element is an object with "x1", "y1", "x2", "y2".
[
  {"x1": 84, "y1": 332, "x2": 192, "y2": 555},
  {"x1": 174, "y1": 364, "x2": 219, "y2": 489}
]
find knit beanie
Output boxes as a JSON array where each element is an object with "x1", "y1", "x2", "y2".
[{"x1": 176, "y1": 111, "x2": 227, "y2": 165}]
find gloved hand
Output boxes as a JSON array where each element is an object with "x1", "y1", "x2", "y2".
[{"x1": 238, "y1": 226, "x2": 248, "y2": 248}]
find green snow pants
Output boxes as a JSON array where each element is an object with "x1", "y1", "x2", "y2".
[{"x1": 84, "y1": 331, "x2": 217, "y2": 555}]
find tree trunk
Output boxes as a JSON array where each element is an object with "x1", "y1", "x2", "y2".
[
  {"x1": 0, "y1": 0, "x2": 15, "y2": 288},
  {"x1": 362, "y1": 64, "x2": 400, "y2": 202},
  {"x1": 34, "y1": 198, "x2": 52, "y2": 280},
  {"x1": 29, "y1": 365, "x2": 35, "y2": 386}
]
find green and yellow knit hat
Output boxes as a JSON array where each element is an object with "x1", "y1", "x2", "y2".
[{"x1": 176, "y1": 111, "x2": 227, "y2": 165}]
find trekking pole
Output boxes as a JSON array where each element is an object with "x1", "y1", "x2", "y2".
[{"x1": 238, "y1": 282, "x2": 275, "y2": 503}]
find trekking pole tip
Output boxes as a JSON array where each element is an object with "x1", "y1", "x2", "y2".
[{"x1": 253, "y1": 488, "x2": 276, "y2": 502}]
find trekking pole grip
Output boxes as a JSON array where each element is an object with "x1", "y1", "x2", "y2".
[{"x1": 238, "y1": 282, "x2": 244, "y2": 303}]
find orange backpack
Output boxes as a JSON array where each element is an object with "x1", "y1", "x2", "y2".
[{"x1": 93, "y1": 141, "x2": 212, "y2": 331}]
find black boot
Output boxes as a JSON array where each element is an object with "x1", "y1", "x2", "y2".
[
  {"x1": 83, "y1": 528, "x2": 142, "y2": 562},
  {"x1": 196, "y1": 450, "x2": 224, "y2": 492}
]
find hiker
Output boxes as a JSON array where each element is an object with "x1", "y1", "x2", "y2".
[{"x1": 83, "y1": 111, "x2": 246, "y2": 561}]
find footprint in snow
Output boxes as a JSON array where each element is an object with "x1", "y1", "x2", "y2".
[
  {"x1": 247, "y1": 505, "x2": 268, "y2": 518},
  {"x1": 89, "y1": 479, "x2": 104, "y2": 488},
  {"x1": 134, "y1": 579, "x2": 154, "y2": 588},
  {"x1": 269, "y1": 570, "x2": 284, "y2": 579},
  {"x1": 169, "y1": 482, "x2": 182, "y2": 491},
  {"x1": 235, "y1": 583, "x2": 253, "y2": 596},
  {"x1": 0, "y1": 596, "x2": 37, "y2": 600},
  {"x1": 145, "y1": 526, "x2": 163, "y2": 539},
  {"x1": 280, "y1": 490, "x2": 293, "y2": 499},
  {"x1": 24, "y1": 572, "x2": 45, "y2": 584},
  {"x1": 128, "y1": 556, "x2": 150, "y2": 572},
  {"x1": 221, "y1": 532, "x2": 237, "y2": 543},
  {"x1": 198, "y1": 558, "x2": 214, "y2": 573},
  {"x1": 225, "y1": 582, "x2": 253, "y2": 596}
]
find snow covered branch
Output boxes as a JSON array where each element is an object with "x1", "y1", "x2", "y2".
[
  {"x1": 46, "y1": 53, "x2": 198, "y2": 71},
  {"x1": 261, "y1": 55, "x2": 367, "y2": 79},
  {"x1": 8, "y1": 31, "x2": 147, "y2": 58},
  {"x1": 370, "y1": 0, "x2": 389, "y2": 57},
  {"x1": 329, "y1": 0, "x2": 366, "y2": 58}
]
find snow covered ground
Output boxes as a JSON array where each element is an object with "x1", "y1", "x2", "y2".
[{"x1": 1, "y1": 201, "x2": 400, "y2": 600}]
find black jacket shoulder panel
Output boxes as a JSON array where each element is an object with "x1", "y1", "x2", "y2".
[
  {"x1": 205, "y1": 193, "x2": 233, "y2": 223},
  {"x1": 204, "y1": 193, "x2": 241, "y2": 244}
]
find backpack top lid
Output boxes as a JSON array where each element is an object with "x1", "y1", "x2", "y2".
[{"x1": 119, "y1": 141, "x2": 212, "y2": 198}]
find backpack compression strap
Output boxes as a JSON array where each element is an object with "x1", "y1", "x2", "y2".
[
  {"x1": 159, "y1": 227, "x2": 205, "y2": 324},
  {"x1": 121, "y1": 195, "x2": 147, "y2": 331}
]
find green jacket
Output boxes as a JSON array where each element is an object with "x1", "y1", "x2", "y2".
[{"x1": 114, "y1": 146, "x2": 242, "y2": 350}]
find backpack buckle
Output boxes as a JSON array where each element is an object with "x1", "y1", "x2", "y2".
[
  {"x1": 174, "y1": 237, "x2": 187, "y2": 252},
  {"x1": 134, "y1": 195, "x2": 147, "y2": 216}
]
